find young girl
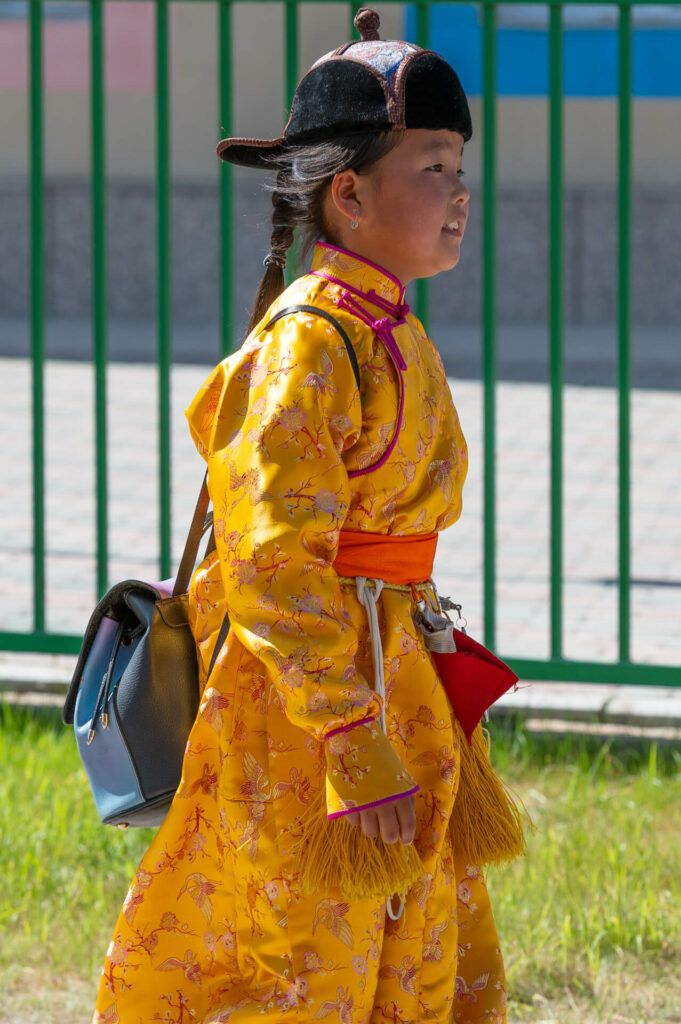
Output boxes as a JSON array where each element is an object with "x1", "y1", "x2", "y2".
[{"x1": 93, "y1": 10, "x2": 524, "y2": 1023}]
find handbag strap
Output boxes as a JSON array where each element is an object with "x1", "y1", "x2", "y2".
[
  {"x1": 172, "y1": 472, "x2": 211, "y2": 597},
  {"x1": 264, "y1": 304, "x2": 361, "y2": 391},
  {"x1": 194, "y1": 303, "x2": 360, "y2": 571},
  {"x1": 177, "y1": 304, "x2": 361, "y2": 670}
]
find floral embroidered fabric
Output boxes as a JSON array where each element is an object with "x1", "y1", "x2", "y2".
[{"x1": 92, "y1": 245, "x2": 507, "y2": 1024}]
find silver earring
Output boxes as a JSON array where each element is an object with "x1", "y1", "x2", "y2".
[{"x1": 350, "y1": 220, "x2": 359, "y2": 230}]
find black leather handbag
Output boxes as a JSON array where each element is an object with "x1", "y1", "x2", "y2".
[{"x1": 62, "y1": 475, "x2": 228, "y2": 828}]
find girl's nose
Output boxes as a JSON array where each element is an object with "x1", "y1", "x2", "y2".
[{"x1": 455, "y1": 178, "x2": 470, "y2": 204}]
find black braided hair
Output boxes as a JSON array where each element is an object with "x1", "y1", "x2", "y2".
[{"x1": 245, "y1": 176, "x2": 297, "y2": 335}]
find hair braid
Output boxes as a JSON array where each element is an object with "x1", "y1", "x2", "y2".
[{"x1": 244, "y1": 176, "x2": 298, "y2": 336}]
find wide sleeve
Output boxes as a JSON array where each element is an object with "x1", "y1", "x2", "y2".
[{"x1": 186, "y1": 311, "x2": 417, "y2": 816}]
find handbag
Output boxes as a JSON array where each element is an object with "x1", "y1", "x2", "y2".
[
  {"x1": 62, "y1": 475, "x2": 229, "y2": 828},
  {"x1": 62, "y1": 304, "x2": 358, "y2": 829}
]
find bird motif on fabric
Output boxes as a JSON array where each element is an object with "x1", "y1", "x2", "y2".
[
  {"x1": 177, "y1": 762, "x2": 218, "y2": 800},
  {"x1": 240, "y1": 749, "x2": 271, "y2": 801},
  {"x1": 313, "y1": 985, "x2": 355, "y2": 1024},
  {"x1": 378, "y1": 954, "x2": 419, "y2": 995},
  {"x1": 454, "y1": 972, "x2": 491, "y2": 1002},
  {"x1": 228, "y1": 462, "x2": 272, "y2": 505},
  {"x1": 300, "y1": 350, "x2": 339, "y2": 396},
  {"x1": 426, "y1": 458, "x2": 455, "y2": 505},
  {"x1": 312, "y1": 899, "x2": 354, "y2": 949},
  {"x1": 199, "y1": 687, "x2": 232, "y2": 731},
  {"x1": 177, "y1": 873, "x2": 217, "y2": 923},
  {"x1": 93, "y1": 1004, "x2": 119, "y2": 1024},
  {"x1": 411, "y1": 744, "x2": 457, "y2": 786},
  {"x1": 272, "y1": 765, "x2": 314, "y2": 804},
  {"x1": 356, "y1": 421, "x2": 395, "y2": 470},
  {"x1": 156, "y1": 949, "x2": 203, "y2": 988},
  {"x1": 422, "y1": 920, "x2": 449, "y2": 962}
]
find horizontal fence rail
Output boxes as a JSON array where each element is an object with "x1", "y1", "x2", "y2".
[{"x1": 1, "y1": 0, "x2": 680, "y2": 689}]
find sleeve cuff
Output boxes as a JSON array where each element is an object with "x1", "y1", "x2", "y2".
[{"x1": 324, "y1": 718, "x2": 419, "y2": 819}]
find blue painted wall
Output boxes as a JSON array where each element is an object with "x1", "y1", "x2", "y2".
[{"x1": 406, "y1": 6, "x2": 681, "y2": 98}]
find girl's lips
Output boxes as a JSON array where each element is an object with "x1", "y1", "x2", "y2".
[{"x1": 442, "y1": 222, "x2": 464, "y2": 238}]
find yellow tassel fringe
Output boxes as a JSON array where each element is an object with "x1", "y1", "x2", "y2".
[
  {"x1": 449, "y1": 719, "x2": 529, "y2": 866},
  {"x1": 290, "y1": 792, "x2": 425, "y2": 901},
  {"x1": 288, "y1": 722, "x2": 527, "y2": 899}
]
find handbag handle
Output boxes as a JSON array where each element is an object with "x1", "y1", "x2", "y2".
[
  {"x1": 172, "y1": 472, "x2": 211, "y2": 597},
  {"x1": 172, "y1": 471, "x2": 230, "y2": 681}
]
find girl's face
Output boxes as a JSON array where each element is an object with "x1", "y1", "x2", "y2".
[{"x1": 327, "y1": 129, "x2": 469, "y2": 286}]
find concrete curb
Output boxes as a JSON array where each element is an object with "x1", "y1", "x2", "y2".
[
  {"x1": 2, "y1": 654, "x2": 681, "y2": 729},
  {"x1": 492, "y1": 681, "x2": 681, "y2": 729}
]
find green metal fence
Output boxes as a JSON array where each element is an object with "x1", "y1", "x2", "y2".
[{"x1": 2, "y1": 0, "x2": 680, "y2": 687}]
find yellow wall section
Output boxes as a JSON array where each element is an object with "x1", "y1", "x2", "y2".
[{"x1": 1, "y1": 2, "x2": 679, "y2": 186}]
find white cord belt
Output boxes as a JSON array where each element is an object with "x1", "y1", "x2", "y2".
[
  {"x1": 354, "y1": 575, "x2": 404, "y2": 922},
  {"x1": 355, "y1": 576, "x2": 386, "y2": 733}
]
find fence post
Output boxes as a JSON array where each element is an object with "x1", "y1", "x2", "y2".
[
  {"x1": 156, "y1": 0, "x2": 172, "y2": 579},
  {"x1": 29, "y1": 0, "x2": 46, "y2": 635},
  {"x1": 617, "y1": 4, "x2": 632, "y2": 664},
  {"x1": 482, "y1": 2, "x2": 497, "y2": 651},
  {"x1": 549, "y1": 3, "x2": 564, "y2": 660},
  {"x1": 91, "y1": 0, "x2": 109, "y2": 598}
]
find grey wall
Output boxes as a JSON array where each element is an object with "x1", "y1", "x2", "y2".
[{"x1": 2, "y1": 177, "x2": 679, "y2": 333}]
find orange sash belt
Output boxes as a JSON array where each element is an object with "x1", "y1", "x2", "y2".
[{"x1": 333, "y1": 530, "x2": 438, "y2": 585}]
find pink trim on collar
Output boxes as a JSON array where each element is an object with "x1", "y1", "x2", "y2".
[{"x1": 315, "y1": 242, "x2": 406, "y2": 302}]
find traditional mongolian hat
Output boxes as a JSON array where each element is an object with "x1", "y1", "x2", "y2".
[{"x1": 217, "y1": 7, "x2": 472, "y2": 167}]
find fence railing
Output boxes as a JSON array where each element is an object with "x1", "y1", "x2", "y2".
[{"x1": 2, "y1": 0, "x2": 680, "y2": 687}]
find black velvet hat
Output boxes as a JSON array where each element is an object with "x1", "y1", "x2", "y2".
[{"x1": 217, "y1": 8, "x2": 472, "y2": 167}]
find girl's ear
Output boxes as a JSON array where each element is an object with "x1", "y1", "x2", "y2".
[{"x1": 330, "y1": 170, "x2": 362, "y2": 227}]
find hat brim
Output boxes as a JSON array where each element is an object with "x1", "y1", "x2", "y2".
[{"x1": 216, "y1": 135, "x2": 287, "y2": 168}]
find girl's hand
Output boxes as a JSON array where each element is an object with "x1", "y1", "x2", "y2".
[{"x1": 345, "y1": 793, "x2": 416, "y2": 845}]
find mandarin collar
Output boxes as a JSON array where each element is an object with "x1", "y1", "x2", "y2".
[{"x1": 310, "y1": 243, "x2": 406, "y2": 307}]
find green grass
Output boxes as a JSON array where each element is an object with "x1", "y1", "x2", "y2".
[
  {"x1": 487, "y1": 723, "x2": 681, "y2": 1021},
  {"x1": 0, "y1": 703, "x2": 154, "y2": 975},
  {"x1": 1, "y1": 703, "x2": 680, "y2": 1022}
]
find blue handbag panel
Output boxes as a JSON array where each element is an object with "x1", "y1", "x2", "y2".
[{"x1": 74, "y1": 615, "x2": 143, "y2": 823}]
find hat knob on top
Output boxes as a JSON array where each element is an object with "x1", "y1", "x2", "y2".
[{"x1": 354, "y1": 8, "x2": 381, "y2": 41}]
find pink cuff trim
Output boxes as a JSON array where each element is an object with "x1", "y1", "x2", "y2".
[
  {"x1": 327, "y1": 785, "x2": 419, "y2": 820},
  {"x1": 324, "y1": 716, "x2": 377, "y2": 740}
]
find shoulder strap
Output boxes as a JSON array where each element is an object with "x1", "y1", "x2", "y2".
[
  {"x1": 172, "y1": 472, "x2": 211, "y2": 597},
  {"x1": 263, "y1": 304, "x2": 361, "y2": 392},
  {"x1": 175, "y1": 304, "x2": 361, "y2": 667}
]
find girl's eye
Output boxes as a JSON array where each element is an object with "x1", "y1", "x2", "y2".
[
  {"x1": 427, "y1": 163, "x2": 444, "y2": 172},
  {"x1": 457, "y1": 170, "x2": 466, "y2": 178}
]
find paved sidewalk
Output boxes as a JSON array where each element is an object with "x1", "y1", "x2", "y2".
[{"x1": 1, "y1": 356, "x2": 680, "y2": 692}]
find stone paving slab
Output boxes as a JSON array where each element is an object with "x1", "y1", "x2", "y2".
[{"x1": 1, "y1": 356, "x2": 680, "y2": 684}]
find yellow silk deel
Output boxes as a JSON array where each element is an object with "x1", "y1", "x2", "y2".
[{"x1": 92, "y1": 244, "x2": 509, "y2": 1024}]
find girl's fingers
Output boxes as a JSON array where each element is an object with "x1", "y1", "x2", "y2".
[
  {"x1": 359, "y1": 809, "x2": 380, "y2": 839},
  {"x1": 347, "y1": 795, "x2": 416, "y2": 844},
  {"x1": 395, "y1": 794, "x2": 416, "y2": 845},
  {"x1": 375, "y1": 803, "x2": 400, "y2": 844}
]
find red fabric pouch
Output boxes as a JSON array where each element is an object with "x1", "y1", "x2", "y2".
[{"x1": 430, "y1": 629, "x2": 518, "y2": 744}]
